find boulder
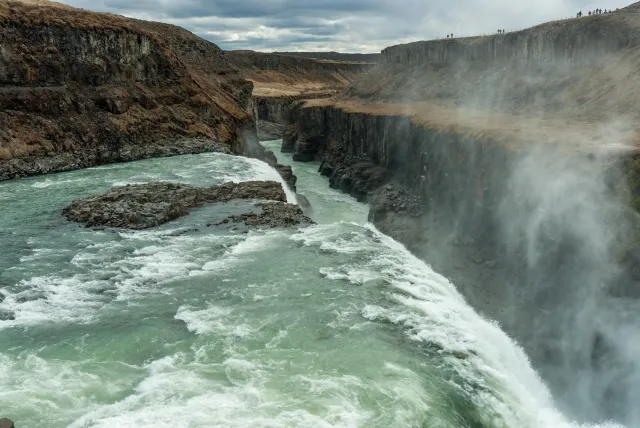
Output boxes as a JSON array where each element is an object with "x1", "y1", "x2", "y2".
[
  {"x1": 62, "y1": 181, "x2": 288, "y2": 229},
  {"x1": 211, "y1": 202, "x2": 313, "y2": 229},
  {"x1": 274, "y1": 164, "x2": 297, "y2": 191},
  {"x1": 0, "y1": 418, "x2": 15, "y2": 428}
]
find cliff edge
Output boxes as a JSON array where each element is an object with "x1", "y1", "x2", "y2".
[
  {"x1": 226, "y1": 50, "x2": 372, "y2": 98},
  {"x1": 0, "y1": 0, "x2": 254, "y2": 180},
  {"x1": 281, "y1": 6, "x2": 640, "y2": 425}
]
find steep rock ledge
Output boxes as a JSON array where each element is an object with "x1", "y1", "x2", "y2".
[
  {"x1": 381, "y1": 12, "x2": 640, "y2": 67},
  {"x1": 0, "y1": 0, "x2": 254, "y2": 181},
  {"x1": 283, "y1": 100, "x2": 640, "y2": 423}
]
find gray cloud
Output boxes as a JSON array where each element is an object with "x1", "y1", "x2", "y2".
[{"x1": 58, "y1": 0, "x2": 633, "y2": 52}]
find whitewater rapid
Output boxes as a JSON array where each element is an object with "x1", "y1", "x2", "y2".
[{"x1": 0, "y1": 144, "x2": 625, "y2": 428}]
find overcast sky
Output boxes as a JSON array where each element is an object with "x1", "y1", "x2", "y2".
[{"x1": 57, "y1": 0, "x2": 632, "y2": 52}]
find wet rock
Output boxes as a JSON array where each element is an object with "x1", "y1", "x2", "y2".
[
  {"x1": 296, "y1": 194, "x2": 313, "y2": 217},
  {"x1": 281, "y1": 126, "x2": 298, "y2": 153},
  {"x1": 213, "y1": 202, "x2": 313, "y2": 229},
  {"x1": 263, "y1": 150, "x2": 278, "y2": 167},
  {"x1": 0, "y1": 139, "x2": 231, "y2": 182},
  {"x1": 274, "y1": 164, "x2": 297, "y2": 192},
  {"x1": 292, "y1": 141, "x2": 320, "y2": 162},
  {"x1": 0, "y1": 2, "x2": 252, "y2": 182},
  {"x1": 257, "y1": 120, "x2": 284, "y2": 141},
  {"x1": 63, "y1": 181, "x2": 287, "y2": 229},
  {"x1": 0, "y1": 418, "x2": 14, "y2": 428}
]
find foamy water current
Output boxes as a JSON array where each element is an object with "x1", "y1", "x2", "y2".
[{"x1": 0, "y1": 142, "x2": 623, "y2": 428}]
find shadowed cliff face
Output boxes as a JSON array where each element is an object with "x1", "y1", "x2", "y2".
[
  {"x1": 285, "y1": 103, "x2": 640, "y2": 424},
  {"x1": 0, "y1": 0, "x2": 254, "y2": 180}
]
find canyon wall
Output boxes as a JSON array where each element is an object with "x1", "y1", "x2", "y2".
[
  {"x1": 0, "y1": 0, "x2": 256, "y2": 180},
  {"x1": 346, "y1": 9, "x2": 640, "y2": 127},
  {"x1": 282, "y1": 7, "x2": 640, "y2": 425},
  {"x1": 226, "y1": 50, "x2": 373, "y2": 75},
  {"x1": 273, "y1": 51, "x2": 379, "y2": 63},
  {"x1": 227, "y1": 50, "x2": 373, "y2": 143},
  {"x1": 286, "y1": 100, "x2": 640, "y2": 425},
  {"x1": 381, "y1": 15, "x2": 640, "y2": 67}
]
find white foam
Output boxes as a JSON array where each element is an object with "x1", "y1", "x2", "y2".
[
  {"x1": 0, "y1": 353, "x2": 138, "y2": 426},
  {"x1": 175, "y1": 305, "x2": 254, "y2": 338},
  {"x1": 234, "y1": 157, "x2": 298, "y2": 204},
  {"x1": 0, "y1": 275, "x2": 106, "y2": 328},
  {"x1": 66, "y1": 349, "x2": 373, "y2": 428},
  {"x1": 30, "y1": 178, "x2": 80, "y2": 188},
  {"x1": 1, "y1": 228, "x2": 285, "y2": 329},
  {"x1": 291, "y1": 223, "x2": 626, "y2": 428}
]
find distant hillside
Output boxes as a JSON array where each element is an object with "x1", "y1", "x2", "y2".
[
  {"x1": 225, "y1": 50, "x2": 373, "y2": 97},
  {"x1": 274, "y1": 51, "x2": 380, "y2": 63}
]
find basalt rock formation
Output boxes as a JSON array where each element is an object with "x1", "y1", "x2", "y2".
[
  {"x1": 273, "y1": 51, "x2": 380, "y2": 63},
  {"x1": 225, "y1": 50, "x2": 373, "y2": 143},
  {"x1": 282, "y1": 5, "x2": 640, "y2": 426},
  {"x1": 0, "y1": 0, "x2": 254, "y2": 181},
  {"x1": 63, "y1": 180, "x2": 311, "y2": 230},
  {"x1": 225, "y1": 50, "x2": 372, "y2": 98}
]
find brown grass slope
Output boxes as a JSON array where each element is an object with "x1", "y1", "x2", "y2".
[
  {"x1": 0, "y1": 0, "x2": 252, "y2": 162},
  {"x1": 333, "y1": 8, "x2": 640, "y2": 148},
  {"x1": 225, "y1": 50, "x2": 373, "y2": 98}
]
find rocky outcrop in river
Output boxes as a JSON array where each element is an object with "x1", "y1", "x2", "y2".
[
  {"x1": 63, "y1": 181, "x2": 312, "y2": 229},
  {"x1": 0, "y1": 418, "x2": 14, "y2": 428}
]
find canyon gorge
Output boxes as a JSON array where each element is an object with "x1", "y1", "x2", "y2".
[{"x1": 1, "y1": 0, "x2": 640, "y2": 426}]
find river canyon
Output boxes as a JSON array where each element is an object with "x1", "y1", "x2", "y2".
[{"x1": 1, "y1": 0, "x2": 640, "y2": 427}]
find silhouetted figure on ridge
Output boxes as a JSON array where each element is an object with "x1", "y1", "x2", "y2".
[{"x1": 588, "y1": 10, "x2": 591, "y2": 16}]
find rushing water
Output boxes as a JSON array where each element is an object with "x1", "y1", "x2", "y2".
[{"x1": 0, "y1": 141, "x2": 623, "y2": 428}]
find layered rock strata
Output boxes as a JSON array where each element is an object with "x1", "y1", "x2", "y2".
[{"x1": 0, "y1": 0, "x2": 253, "y2": 180}]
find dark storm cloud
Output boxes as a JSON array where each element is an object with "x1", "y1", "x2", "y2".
[
  {"x1": 58, "y1": 0, "x2": 633, "y2": 52},
  {"x1": 101, "y1": 0, "x2": 386, "y2": 19}
]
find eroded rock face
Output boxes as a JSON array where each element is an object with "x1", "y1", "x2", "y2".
[
  {"x1": 0, "y1": 1, "x2": 252, "y2": 181},
  {"x1": 0, "y1": 418, "x2": 15, "y2": 428},
  {"x1": 62, "y1": 181, "x2": 289, "y2": 229},
  {"x1": 286, "y1": 101, "x2": 640, "y2": 424},
  {"x1": 257, "y1": 120, "x2": 284, "y2": 141},
  {"x1": 211, "y1": 202, "x2": 313, "y2": 229}
]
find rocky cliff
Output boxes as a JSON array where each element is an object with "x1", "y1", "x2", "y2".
[
  {"x1": 286, "y1": 99, "x2": 640, "y2": 426},
  {"x1": 346, "y1": 8, "x2": 640, "y2": 127},
  {"x1": 225, "y1": 50, "x2": 373, "y2": 143},
  {"x1": 282, "y1": 7, "x2": 640, "y2": 425},
  {"x1": 0, "y1": 0, "x2": 257, "y2": 180},
  {"x1": 273, "y1": 51, "x2": 380, "y2": 63}
]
